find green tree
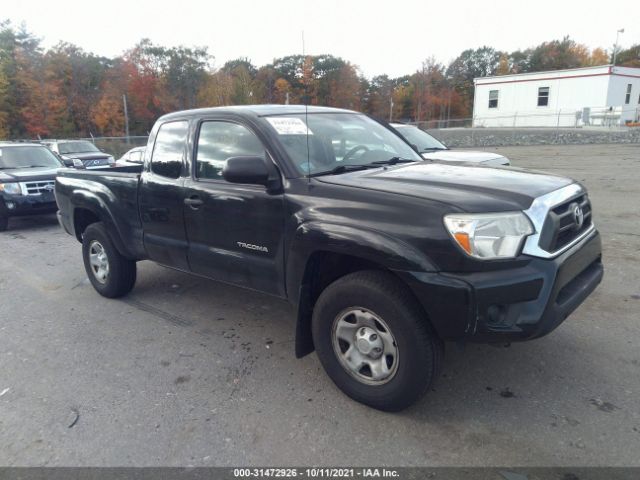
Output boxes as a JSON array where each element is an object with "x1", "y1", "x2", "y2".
[{"x1": 616, "y1": 44, "x2": 640, "y2": 67}]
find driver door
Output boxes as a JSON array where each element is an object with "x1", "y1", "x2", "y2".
[{"x1": 182, "y1": 119, "x2": 286, "y2": 297}]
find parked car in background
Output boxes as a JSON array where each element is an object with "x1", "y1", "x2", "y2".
[
  {"x1": 42, "y1": 140, "x2": 115, "y2": 169},
  {"x1": 0, "y1": 142, "x2": 64, "y2": 231},
  {"x1": 391, "y1": 123, "x2": 510, "y2": 166},
  {"x1": 117, "y1": 146, "x2": 146, "y2": 166}
]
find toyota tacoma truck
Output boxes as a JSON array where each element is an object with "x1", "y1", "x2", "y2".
[{"x1": 55, "y1": 105, "x2": 603, "y2": 411}]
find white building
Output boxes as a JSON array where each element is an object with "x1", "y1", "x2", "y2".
[{"x1": 473, "y1": 65, "x2": 640, "y2": 127}]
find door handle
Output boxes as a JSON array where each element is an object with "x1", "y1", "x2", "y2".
[{"x1": 184, "y1": 196, "x2": 204, "y2": 208}]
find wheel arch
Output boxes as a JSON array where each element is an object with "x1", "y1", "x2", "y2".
[
  {"x1": 288, "y1": 222, "x2": 438, "y2": 358},
  {"x1": 70, "y1": 191, "x2": 137, "y2": 260}
]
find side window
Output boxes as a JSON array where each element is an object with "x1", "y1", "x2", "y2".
[
  {"x1": 488, "y1": 90, "x2": 499, "y2": 109},
  {"x1": 624, "y1": 84, "x2": 632, "y2": 105},
  {"x1": 196, "y1": 121, "x2": 265, "y2": 180},
  {"x1": 538, "y1": 87, "x2": 550, "y2": 107},
  {"x1": 151, "y1": 121, "x2": 188, "y2": 178}
]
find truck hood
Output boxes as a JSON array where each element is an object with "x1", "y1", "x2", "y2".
[
  {"x1": 0, "y1": 166, "x2": 61, "y2": 182},
  {"x1": 316, "y1": 162, "x2": 574, "y2": 212},
  {"x1": 421, "y1": 150, "x2": 507, "y2": 164}
]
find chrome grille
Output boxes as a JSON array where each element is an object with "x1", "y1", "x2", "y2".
[
  {"x1": 548, "y1": 195, "x2": 592, "y2": 251},
  {"x1": 20, "y1": 180, "x2": 55, "y2": 195},
  {"x1": 522, "y1": 184, "x2": 596, "y2": 259}
]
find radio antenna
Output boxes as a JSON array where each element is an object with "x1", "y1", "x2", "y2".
[{"x1": 303, "y1": 30, "x2": 310, "y2": 183}]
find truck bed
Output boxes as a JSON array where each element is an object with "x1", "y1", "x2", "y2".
[{"x1": 55, "y1": 166, "x2": 146, "y2": 259}]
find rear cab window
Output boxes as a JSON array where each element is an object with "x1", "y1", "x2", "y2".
[{"x1": 150, "y1": 121, "x2": 189, "y2": 178}]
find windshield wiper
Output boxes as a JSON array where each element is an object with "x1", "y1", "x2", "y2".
[
  {"x1": 309, "y1": 164, "x2": 375, "y2": 177},
  {"x1": 369, "y1": 157, "x2": 418, "y2": 166}
]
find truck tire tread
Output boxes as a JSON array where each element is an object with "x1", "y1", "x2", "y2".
[{"x1": 82, "y1": 222, "x2": 136, "y2": 298}]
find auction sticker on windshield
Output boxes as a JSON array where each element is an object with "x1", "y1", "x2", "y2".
[{"x1": 266, "y1": 117, "x2": 313, "y2": 135}]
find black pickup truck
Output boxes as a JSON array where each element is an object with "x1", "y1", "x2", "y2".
[{"x1": 56, "y1": 105, "x2": 603, "y2": 411}]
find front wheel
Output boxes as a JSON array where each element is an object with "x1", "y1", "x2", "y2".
[
  {"x1": 82, "y1": 222, "x2": 136, "y2": 298},
  {"x1": 312, "y1": 270, "x2": 442, "y2": 411}
]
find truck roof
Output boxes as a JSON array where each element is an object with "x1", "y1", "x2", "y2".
[{"x1": 159, "y1": 104, "x2": 356, "y2": 122}]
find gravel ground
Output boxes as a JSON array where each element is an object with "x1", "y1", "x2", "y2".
[{"x1": 0, "y1": 144, "x2": 639, "y2": 467}]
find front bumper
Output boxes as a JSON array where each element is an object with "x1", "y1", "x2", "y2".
[
  {"x1": 0, "y1": 192, "x2": 58, "y2": 218},
  {"x1": 402, "y1": 230, "x2": 603, "y2": 343}
]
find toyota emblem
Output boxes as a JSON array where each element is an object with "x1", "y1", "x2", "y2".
[{"x1": 573, "y1": 204, "x2": 584, "y2": 230}]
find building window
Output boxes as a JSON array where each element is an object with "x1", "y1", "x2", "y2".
[
  {"x1": 537, "y1": 87, "x2": 550, "y2": 107},
  {"x1": 625, "y1": 84, "x2": 632, "y2": 104},
  {"x1": 488, "y1": 90, "x2": 499, "y2": 109}
]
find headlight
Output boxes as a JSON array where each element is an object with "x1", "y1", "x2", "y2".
[
  {"x1": 73, "y1": 158, "x2": 84, "y2": 167},
  {"x1": 0, "y1": 183, "x2": 22, "y2": 195},
  {"x1": 443, "y1": 211, "x2": 534, "y2": 259}
]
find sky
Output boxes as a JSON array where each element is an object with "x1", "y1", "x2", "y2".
[{"x1": 2, "y1": 0, "x2": 638, "y2": 78}]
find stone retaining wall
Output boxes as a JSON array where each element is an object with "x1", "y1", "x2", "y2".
[{"x1": 426, "y1": 128, "x2": 640, "y2": 148}]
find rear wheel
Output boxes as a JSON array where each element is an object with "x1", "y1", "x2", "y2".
[
  {"x1": 312, "y1": 270, "x2": 442, "y2": 411},
  {"x1": 82, "y1": 222, "x2": 136, "y2": 298},
  {"x1": 0, "y1": 216, "x2": 7, "y2": 232}
]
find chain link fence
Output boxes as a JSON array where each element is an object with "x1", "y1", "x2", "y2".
[
  {"x1": 11, "y1": 108, "x2": 640, "y2": 153},
  {"x1": 407, "y1": 106, "x2": 640, "y2": 148},
  {"x1": 73, "y1": 136, "x2": 149, "y2": 158}
]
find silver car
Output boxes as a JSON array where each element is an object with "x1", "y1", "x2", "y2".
[{"x1": 391, "y1": 123, "x2": 510, "y2": 166}]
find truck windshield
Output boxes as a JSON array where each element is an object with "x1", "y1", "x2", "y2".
[
  {"x1": 58, "y1": 141, "x2": 100, "y2": 154},
  {"x1": 394, "y1": 126, "x2": 447, "y2": 152},
  {"x1": 265, "y1": 113, "x2": 422, "y2": 176},
  {"x1": 0, "y1": 146, "x2": 62, "y2": 169}
]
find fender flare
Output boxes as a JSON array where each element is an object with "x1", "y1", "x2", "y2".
[
  {"x1": 286, "y1": 222, "x2": 437, "y2": 358},
  {"x1": 70, "y1": 188, "x2": 136, "y2": 259},
  {"x1": 286, "y1": 221, "x2": 437, "y2": 302}
]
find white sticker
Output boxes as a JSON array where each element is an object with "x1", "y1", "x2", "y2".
[{"x1": 266, "y1": 117, "x2": 313, "y2": 135}]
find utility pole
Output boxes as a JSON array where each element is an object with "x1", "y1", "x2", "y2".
[
  {"x1": 389, "y1": 93, "x2": 394, "y2": 122},
  {"x1": 446, "y1": 88, "x2": 452, "y2": 128},
  {"x1": 612, "y1": 28, "x2": 625, "y2": 66},
  {"x1": 122, "y1": 94, "x2": 130, "y2": 143}
]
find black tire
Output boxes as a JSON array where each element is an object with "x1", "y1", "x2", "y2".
[
  {"x1": 82, "y1": 222, "x2": 136, "y2": 298},
  {"x1": 0, "y1": 216, "x2": 8, "y2": 232},
  {"x1": 312, "y1": 270, "x2": 441, "y2": 412}
]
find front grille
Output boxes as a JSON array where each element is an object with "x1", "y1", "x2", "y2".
[
  {"x1": 540, "y1": 194, "x2": 592, "y2": 253},
  {"x1": 20, "y1": 180, "x2": 55, "y2": 195},
  {"x1": 84, "y1": 158, "x2": 110, "y2": 167}
]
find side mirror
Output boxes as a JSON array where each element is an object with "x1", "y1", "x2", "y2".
[{"x1": 222, "y1": 156, "x2": 271, "y2": 187}]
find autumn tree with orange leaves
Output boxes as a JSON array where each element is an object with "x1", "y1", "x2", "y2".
[{"x1": 0, "y1": 20, "x2": 636, "y2": 139}]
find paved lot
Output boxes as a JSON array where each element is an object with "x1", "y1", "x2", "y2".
[{"x1": 1, "y1": 144, "x2": 639, "y2": 466}]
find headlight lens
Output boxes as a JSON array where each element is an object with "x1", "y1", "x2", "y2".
[
  {"x1": 0, "y1": 182, "x2": 22, "y2": 195},
  {"x1": 444, "y1": 212, "x2": 534, "y2": 259},
  {"x1": 73, "y1": 158, "x2": 84, "y2": 167}
]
